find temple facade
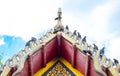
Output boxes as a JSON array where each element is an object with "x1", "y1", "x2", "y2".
[{"x1": 0, "y1": 8, "x2": 120, "y2": 76}]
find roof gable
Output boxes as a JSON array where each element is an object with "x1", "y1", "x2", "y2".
[{"x1": 0, "y1": 8, "x2": 120, "y2": 76}]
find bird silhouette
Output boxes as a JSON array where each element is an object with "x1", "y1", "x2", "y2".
[
  {"x1": 99, "y1": 47, "x2": 105, "y2": 58},
  {"x1": 71, "y1": 30, "x2": 77, "y2": 37},
  {"x1": 73, "y1": 30, "x2": 77, "y2": 36},
  {"x1": 77, "y1": 32, "x2": 81, "y2": 39},
  {"x1": 82, "y1": 36, "x2": 86, "y2": 43},
  {"x1": 100, "y1": 47, "x2": 105, "y2": 55},
  {"x1": 113, "y1": 58, "x2": 119, "y2": 65},
  {"x1": 65, "y1": 25, "x2": 69, "y2": 31},
  {"x1": 93, "y1": 43, "x2": 98, "y2": 50},
  {"x1": 25, "y1": 37, "x2": 36, "y2": 46},
  {"x1": 25, "y1": 41, "x2": 31, "y2": 46},
  {"x1": 31, "y1": 37, "x2": 37, "y2": 42},
  {"x1": 65, "y1": 25, "x2": 69, "y2": 34},
  {"x1": 55, "y1": 17, "x2": 62, "y2": 20}
]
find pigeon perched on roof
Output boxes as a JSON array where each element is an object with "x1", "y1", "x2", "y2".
[
  {"x1": 65, "y1": 25, "x2": 69, "y2": 34},
  {"x1": 82, "y1": 36, "x2": 86, "y2": 43},
  {"x1": 93, "y1": 43, "x2": 98, "y2": 50},
  {"x1": 100, "y1": 47, "x2": 105, "y2": 55},
  {"x1": 31, "y1": 37, "x2": 37, "y2": 42},
  {"x1": 99, "y1": 47, "x2": 105, "y2": 58},
  {"x1": 71, "y1": 30, "x2": 77, "y2": 37},
  {"x1": 113, "y1": 58, "x2": 119, "y2": 65},
  {"x1": 54, "y1": 8, "x2": 64, "y2": 33},
  {"x1": 25, "y1": 37, "x2": 36, "y2": 46},
  {"x1": 55, "y1": 8, "x2": 62, "y2": 21},
  {"x1": 55, "y1": 16, "x2": 62, "y2": 20},
  {"x1": 77, "y1": 32, "x2": 81, "y2": 39},
  {"x1": 65, "y1": 25, "x2": 69, "y2": 31},
  {"x1": 25, "y1": 41, "x2": 31, "y2": 46},
  {"x1": 73, "y1": 30, "x2": 77, "y2": 36}
]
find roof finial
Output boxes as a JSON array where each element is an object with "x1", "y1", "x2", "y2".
[
  {"x1": 54, "y1": 8, "x2": 64, "y2": 33},
  {"x1": 55, "y1": 8, "x2": 62, "y2": 22}
]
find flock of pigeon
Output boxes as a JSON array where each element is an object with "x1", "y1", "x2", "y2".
[
  {"x1": 65, "y1": 25, "x2": 119, "y2": 66},
  {"x1": 24, "y1": 25, "x2": 119, "y2": 69}
]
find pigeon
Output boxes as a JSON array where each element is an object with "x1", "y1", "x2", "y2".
[
  {"x1": 55, "y1": 17, "x2": 62, "y2": 20},
  {"x1": 100, "y1": 47, "x2": 105, "y2": 55},
  {"x1": 99, "y1": 47, "x2": 105, "y2": 58},
  {"x1": 55, "y1": 17, "x2": 58, "y2": 20},
  {"x1": 31, "y1": 37, "x2": 37, "y2": 42},
  {"x1": 93, "y1": 43, "x2": 98, "y2": 50},
  {"x1": 65, "y1": 25, "x2": 69, "y2": 34},
  {"x1": 77, "y1": 32, "x2": 81, "y2": 39},
  {"x1": 55, "y1": 8, "x2": 62, "y2": 21},
  {"x1": 25, "y1": 37, "x2": 36, "y2": 46},
  {"x1": 82, "y1": 36, "x2": 86, "y2": 43},
  {"x1": 113, "y1": 58, "x2": 119, "y2": 65},
  {"x1": 73, "y1": 30, "x2": 77, "y2": 36},
  {"x1": 71, "y1": 30, "x2": 77, "y2": 37},
  {"x1": 25, "y1": 40, "x2": 31, "y2": 46},
  {"x1": 65, "y1": 25, "x2": 69, "y2": 31}
]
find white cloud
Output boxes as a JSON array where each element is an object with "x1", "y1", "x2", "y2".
[
  {"x1": 63, "y1": 1, "x2": 117, "y2": 41},
  {"x1": 0, "y1": 0, "x2": 120, "y2": 62},
  {"x1": 0, "y1": 0, "x2": 64, "y2": 40},
  {"x1": 63, "y1": 0, "x2": 120, "y2": 61},
  {"x1": 89, "y1": 1, "x2": 120, "y2": 61},
  {"x1": 0, "y1": 38, "x2": 5, "y2": 46},
  {"x1": 106, "y1": 37, "x2": 120, "y2": 62},
  {"x1": 88, "y1": 1, "x2": 117, "y2": 41}
]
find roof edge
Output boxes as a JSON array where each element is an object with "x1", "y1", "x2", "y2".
[
  {"x1": 62, "y1": 26, "x2": 120, "y2": 76},
  {"x1": 0, "y1": 29, "x2": 57, "y2": 76},
  {"x1": 0, "y1": 8, "x2": 120, "y2": 76}
]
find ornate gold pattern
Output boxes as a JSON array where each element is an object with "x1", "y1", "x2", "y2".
[{"x1": 43, "y1": 61, "x2": 75, "y2": 76}]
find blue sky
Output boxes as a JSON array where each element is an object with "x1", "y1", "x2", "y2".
[
  {"x1": 0, "y1": 35, "x2": 25, "y2": 63},
  {"x1": 0, "y1": 0, "x2": 120, "y2": 64}
]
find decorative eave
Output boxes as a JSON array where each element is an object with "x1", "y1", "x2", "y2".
[
  {"x1": 62, "y1": 28, "x2": 120, "y2": 76},
  {"x1": 0, "y1": 8, "x2": 120, "y2": 76},
  {"x1": 0, "y1": 29, "x2": 57, "y2": 76}
]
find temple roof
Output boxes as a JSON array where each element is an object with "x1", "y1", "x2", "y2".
[{"x1": 0, "y1": 8, "x2": 120, "y2": 76}]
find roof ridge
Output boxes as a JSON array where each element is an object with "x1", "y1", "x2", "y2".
[
  {"x1": 63, "y1": 25, "x2": 120, "y2": 76},
  {"x1": 0, "y1": 25, "x2": 120, "y2": 76},
  {"x1": 0, "y1": 29, "x2": 57, "y2": 76},
  {"x1": 0, "y1": 8, "x2": 120, "y2": 76}
]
